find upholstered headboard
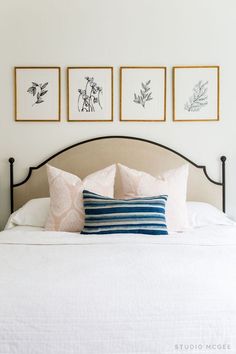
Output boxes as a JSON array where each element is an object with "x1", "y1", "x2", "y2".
[{"x1": 9, "y1": 136, "x2": 226, "y2": 213}]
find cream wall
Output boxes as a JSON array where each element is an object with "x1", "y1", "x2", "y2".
[{"x1": 0, "y1": 0, "x2": 235, "y2": 229}]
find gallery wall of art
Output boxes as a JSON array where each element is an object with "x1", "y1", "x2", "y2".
[{"x1": 0, "y1": 0, "x2": 235, "y2": 228}]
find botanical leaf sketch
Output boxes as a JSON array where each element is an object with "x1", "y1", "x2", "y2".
[
  {"x1": 133, "y1": 80, "x2": 153, "y2": 108},
  {"x1": 27, "y1": 82, "x2": 48, "y2": 106},
  {"x1": 78, "y1": 77, "x2": 103, "y2": 112},
  {"x1": 184, "y1": 80, "x2": 208, "y2": 112}
]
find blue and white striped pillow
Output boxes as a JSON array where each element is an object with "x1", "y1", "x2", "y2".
[{"x1": 81, "y1": 190, "x2": 168, "y2": 235}]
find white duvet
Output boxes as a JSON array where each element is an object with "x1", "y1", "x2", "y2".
[{"x1": 0, "y1": 226, "x2": 236, "y2": 354}]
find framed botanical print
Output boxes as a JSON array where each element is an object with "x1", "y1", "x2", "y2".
[
  {"x1": 173, "y1": 66, "x2": 220, "y2": 122},
  {"x1": 67, "y1": 67, "x2": 113, "y2": 122},
  {"x1": 14, "y1": 67, "x2": 61, "y2": 122},
  {"x1": 120, "y1": 66, "x2": 166, "y2": 122}
]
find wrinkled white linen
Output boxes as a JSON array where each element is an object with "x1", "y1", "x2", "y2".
[{"x1": 0, "y1": 226, "x2": 236, "y2": 354}]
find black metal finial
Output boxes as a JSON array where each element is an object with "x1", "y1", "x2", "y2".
[
  {"x1": 9, "y1": 157, "x2": 15, "y2": 164},
  {"x1": 220, "y1": 156, "x2": 226, "y2": 162}
]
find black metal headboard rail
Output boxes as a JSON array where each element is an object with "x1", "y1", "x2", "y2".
[{"x1": 8, "y1": 136, "x2": 226, "y2": 213}]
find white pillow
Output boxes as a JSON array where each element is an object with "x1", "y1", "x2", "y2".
[
  {"x1": 187, "y1": 201, "x2": 235, "y2": 228},
  {"x1": 5, "y1": 198, "x2": 50, "y2": 230},
  {"x1": 117, "y1": 163, "x2": 189, "y2": 232}
]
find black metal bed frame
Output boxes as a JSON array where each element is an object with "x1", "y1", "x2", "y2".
[{"x1": 8, "y1": 136, "x2": 226, "y2": 213}]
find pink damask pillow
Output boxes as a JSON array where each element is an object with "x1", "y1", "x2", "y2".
[
  {"x1": 117, "y1": 163, "x2": 189, "y2": 232},
  {"x1": 45, "y1": 164, "x2": 116, "y2": 232}
]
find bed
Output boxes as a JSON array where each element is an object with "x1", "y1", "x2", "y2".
[{"x1": 1, "y1": 136, "x2": 235, "y2": 354}]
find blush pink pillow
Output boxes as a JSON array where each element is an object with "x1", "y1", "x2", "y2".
[
  {"x1": 45, "y1": 164, "x2": 116, "y2": 232},
  {"x1": 117, "y1": 163, "x2": 189, "y2": 232}
]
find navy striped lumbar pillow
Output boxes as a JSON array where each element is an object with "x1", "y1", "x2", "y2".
[{"x1": 81, "y1": 190, "x2": 168, "y2": 236}]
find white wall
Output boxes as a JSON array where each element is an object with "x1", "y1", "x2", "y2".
[{"x1": 0, "y1": 0, "x2": 235, "y2": 229}]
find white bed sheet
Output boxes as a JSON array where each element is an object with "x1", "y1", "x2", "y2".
[
  {"x1": 0, "y1": 225, "x2": 236, "y2": 354},
  {"x1": 5, "y1": 225, "x2": 44, "y2": 232}
]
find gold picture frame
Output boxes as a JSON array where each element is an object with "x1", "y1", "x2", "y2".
[
  {"x1": 14, "y1": 67, "x2": 61, "y2": 122},
  {"x1": 67, "y1": 67, "x2": 114, "y2": 122},
  {"x1": 173, "y1": 66, "x2": 220, "y2": 122},
  {"x1": 120, "y1": 66, "x2": 167, "y2": 122}
]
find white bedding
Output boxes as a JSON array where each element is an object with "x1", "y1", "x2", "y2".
[
  {"x1": 0, "y1": 226, "x2": 236, "y2": 354},
  {"x1": 5, "y1": 225, "x2": 44, "y2": 232}
]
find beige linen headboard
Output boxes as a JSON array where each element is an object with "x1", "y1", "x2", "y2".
[{"x1": 9, "y1": 136, "x2": 226, "y2": 213}]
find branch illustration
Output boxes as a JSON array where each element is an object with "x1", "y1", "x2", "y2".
[
  {"x1": 184, "y1": 80, "x2": 208, "y2": 112},
  {"x1": 27, "y1": 82, "x2": 48, "y2": 106},
  {"x1": 133, "y1": 80, "x2": 153, "y2": 108}
]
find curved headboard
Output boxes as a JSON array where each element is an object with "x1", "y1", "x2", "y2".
[{"x1": 9, "y1": 136, "x2": 226, "y2": 213}]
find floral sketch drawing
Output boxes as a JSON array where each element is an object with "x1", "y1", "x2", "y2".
[
  {"x1": 78, "y1": 77, "x2": 103, "y2": 112},
  {"x1": 27, "y1": 82, "x2": 48, "y2": 106},
  {"x1": 184, "y1": 80, "x2": 208, "y2": 112},
  {"x1": 133, "y1": 80, "x2": 153, "y2": 108}
]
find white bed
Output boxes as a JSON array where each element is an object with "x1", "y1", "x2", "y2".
[
  {"x1": 0, "y1": 226, "x2": 236, "y2": 354},
  {"x1": 1, "y1": 136, "x2": 233, "y2": 353}
]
